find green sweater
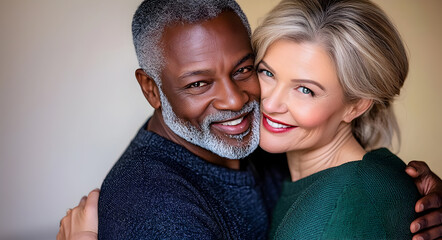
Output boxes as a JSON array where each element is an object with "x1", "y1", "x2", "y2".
[{"x1": 270, "y1": 148, "x2": 419, "y2": 239}]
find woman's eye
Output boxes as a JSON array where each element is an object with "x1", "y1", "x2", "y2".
[
  {"x1": 258, "y1": 69, "x2": 274, "y2": 77},
  {"x1": 188, "y1": 82, "x2": 207, "y2": 88},
  {"x1": 297, "y1": 86, "x2": 314, "y2": 96}
]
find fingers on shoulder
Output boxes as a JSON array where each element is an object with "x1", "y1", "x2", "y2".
[
  {"x1": 417, "y1": 193, "x2": 442, "y2": 212},
  {"x1": 412, "y1": 223, "x2": 442, "y2": 240},
  {"x1": 407, "y1": 161, "x2": 431, "y2": 177},
  {"x1": 77, "y1": 189, "x2": 100, "y2": 214},
  {"x1": 84, "y1": 189, "x2": 100, "y2": 213},
  {"x1": 58, "y1": 211, "x2": 72, "y2": 238}
]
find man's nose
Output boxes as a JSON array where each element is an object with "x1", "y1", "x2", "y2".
[{"x1": 212, "y1": 78, "x2": 249, "y2": 112}]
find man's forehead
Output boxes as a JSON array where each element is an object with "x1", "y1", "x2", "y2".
[
  {"x1": 161, "y1": 12, "x2": 249, "y2": 45},
  {"x1": 160, "y1": 12, "x2": 253, "y2": 71}
]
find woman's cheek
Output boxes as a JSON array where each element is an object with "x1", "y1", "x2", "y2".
[
  {"x1": 259, "y1": 80, "x2": 271, "y2": 99},
  {"x1": 291, "y1": 103, "x2": 333, "y2": 128}
]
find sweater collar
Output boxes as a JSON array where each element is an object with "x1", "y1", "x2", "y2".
[{"x1": 133, "y1": 120, "x2": 257, "y2": 186}]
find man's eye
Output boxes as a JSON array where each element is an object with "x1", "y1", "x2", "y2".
[
  {"x1": 233, "y1": 66, "x2": 254, "y2": 79},
  {"x1": 237, "y1": 66, "x2": 251, "y2": 74},
  {"x1": 188, "y1": 82, "x2": 207, "y2": 88}
]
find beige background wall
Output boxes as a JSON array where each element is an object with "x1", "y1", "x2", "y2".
[{"x1": 0, "y1": 0, "x2": 440, "y2": 239}]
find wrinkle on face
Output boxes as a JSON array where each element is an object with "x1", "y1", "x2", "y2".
[{"x1": 155, "y1": 11, "x2": 260, "y2": 161}]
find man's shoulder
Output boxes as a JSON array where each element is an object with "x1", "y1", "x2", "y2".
[
  {"x1": 102, "y1": 128, "x2": 199, "y2": 186},
  {"x1": 97, "y1": 138, "x2": 222, "y2": 239},
  {"x1": 99, "y1": 132, "x2": 205, "y2": 204}
]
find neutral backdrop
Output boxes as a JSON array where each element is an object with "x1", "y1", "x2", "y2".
[{"x1": 0, "y1": 0, "x2": 440, "y2": 239}]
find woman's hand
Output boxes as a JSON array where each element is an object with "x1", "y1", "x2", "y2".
[
  {"x1": 406, "y1": 161, "x2": 442, "y2": 240},
  {"x1": 57, "y1": 189, "x2": 99, "y2": 240}
]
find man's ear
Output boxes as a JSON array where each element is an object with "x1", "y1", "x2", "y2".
[
  {"x1": 135, "y1": 68, "x2": 161, "y2": 109},
  {"x1": 343, "y1": 98, "x2": 373, "y2": 123}
]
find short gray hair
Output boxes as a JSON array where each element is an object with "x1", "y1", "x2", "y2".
[
  {"x1": 132, "y1": 0, "x2": 251, "y2": 88},
  {"x1": 252, "y1": 0, "x2": 408, "y2": 150}
]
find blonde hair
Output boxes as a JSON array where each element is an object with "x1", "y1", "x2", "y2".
[{"x1": 252, "y1": 0, "x2": 408, "y2": 150}]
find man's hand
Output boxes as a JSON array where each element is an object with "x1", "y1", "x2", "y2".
[
  {"x1": 406, "y1": 161, "x2": 442, "y2": 240},
  {"x1": 57, "y1": 189, "x2": 100, "y2": 240}
]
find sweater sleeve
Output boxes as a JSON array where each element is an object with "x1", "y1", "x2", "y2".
[{"x1": 98, "y1": 165, "x2": 224, "y2": 239}]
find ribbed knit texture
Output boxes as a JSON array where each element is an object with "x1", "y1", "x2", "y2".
[
  {"x1": 98, "y1": 122, "x2": 288, "y2": 239},
  {"x1": 269, "y1": 148, "x2": 419, "y2": 239}
]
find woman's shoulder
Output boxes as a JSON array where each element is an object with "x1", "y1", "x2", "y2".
[
  {"x1": 308, "y1": 148, "x2": 418, "y2": 239},
  {"x1": 320, "y1": 148, "x2": 419, "y2": 239},
  {"x1": 271, "y1": 149, "x2": 419, "y2": 239},
  {"x1": 361, "y1": 147, "x2": 405, "y2": 170},
  {"x1": 356, "y1": 148, "x2": 418, "y2": 197}
]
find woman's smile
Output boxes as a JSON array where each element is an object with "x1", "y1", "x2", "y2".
[{"x1": 262, "y1": 113, "x2": 297, "y2": 133}]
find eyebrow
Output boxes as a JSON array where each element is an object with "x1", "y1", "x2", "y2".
[
  {"x1": 259, "y1": 60, "x2": 325, "y2": 91},
  {"x1": 291, "y1": 79, "x2": 325, "y2": 91},
  {"x1": 178, "y1": 69, "x2": 213, "y2": 81},
  {"x1": 258, "y1": 60, "x2": 275, "y2": 74},
  {"x1": 178, "y1": 53, "x2": 255, "y2": 81},
  {"x1": 234, "y1": 53, "x2": 255, "y2": 69}
]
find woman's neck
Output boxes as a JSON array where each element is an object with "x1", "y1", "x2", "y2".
[{"x1": 286, "y1": 124, "x2": 366, "y2": 181}]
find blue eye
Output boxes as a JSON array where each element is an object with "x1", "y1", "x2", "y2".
[
  {"x1": 258, "y1": 69, "x2": 274, "y2": 77},
  {"x1": 297, "y1": 86, "x2": 314, "y2": 96}
]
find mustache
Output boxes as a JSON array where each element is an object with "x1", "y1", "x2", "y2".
[{"x1": 201, "y1": 100, "x2": 260, "y2": 127}]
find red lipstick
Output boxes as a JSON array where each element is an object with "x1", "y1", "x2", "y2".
[{"x1": 262, "y1": 113, "x2": 296, "y2": 133}]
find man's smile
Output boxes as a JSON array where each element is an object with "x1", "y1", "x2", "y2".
[
  {"x1": 220, "y1": 116, "x2": 244, "y2": 126},
  {"x1": 211, "y1": 112, "x2": 252, "y2": 136}
]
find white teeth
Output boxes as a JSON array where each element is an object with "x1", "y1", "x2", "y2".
[
  {"x1": 266, "y1": 118, "x2": 290, "y2": 128},
  {"x1": 220, "y1": 117, "x2": 244, "y2": 126}
]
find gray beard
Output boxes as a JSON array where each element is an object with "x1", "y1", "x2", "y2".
[{"x1": 159, "y1": 89, "x2": 260, "y2": 159}]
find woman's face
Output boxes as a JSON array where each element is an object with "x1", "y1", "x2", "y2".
[{"x1": 258, "y1": 40, "x2": 353, "y2": 154}]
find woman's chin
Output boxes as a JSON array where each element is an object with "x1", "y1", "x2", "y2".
[{"x1": 259, "y1": 141, "x2": 287, "y2": 154}]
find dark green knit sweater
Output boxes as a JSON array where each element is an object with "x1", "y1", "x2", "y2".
[{"x1": 269, "y1": 148, "x2": 419, "y2": 239}]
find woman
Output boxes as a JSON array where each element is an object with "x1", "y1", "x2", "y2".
[
  {"x1": 58, "y1": 0, "x2": 442, "y2": 239},
  {"x1": 252, "y1": 0, "x2": 425, "y2": 238}
]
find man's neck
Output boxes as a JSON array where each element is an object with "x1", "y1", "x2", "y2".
[{"x1": 147, "y1": 110, "x2": 240, "y2": 170}]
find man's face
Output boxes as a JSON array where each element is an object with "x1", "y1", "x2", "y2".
[{"x1": 158, "y1": 11, "x2": 261, "y2": 159}]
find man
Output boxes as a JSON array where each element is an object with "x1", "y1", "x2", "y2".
[
  {"x1": 103, "y1": 1, "x2": 284, "y2": 238},
  {"x1": 58, "y1": 0, "x2": 442, "y2": 239}
]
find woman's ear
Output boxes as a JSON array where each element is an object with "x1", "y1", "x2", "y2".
[
  {"x1": 343, "y1": 99, "x2": 373, "y2": 123},
  {"x1": 135, "y1": 68, "x2": 161, "y2": 109}
]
